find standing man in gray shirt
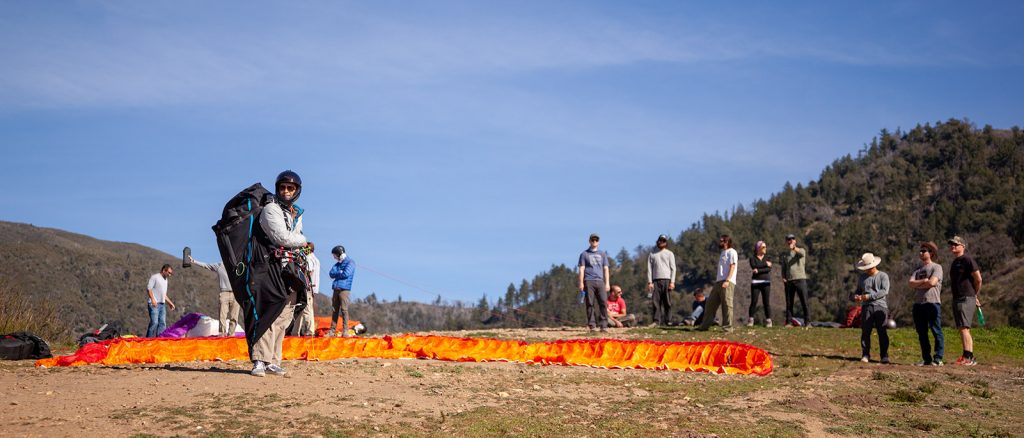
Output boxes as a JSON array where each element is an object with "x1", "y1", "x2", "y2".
[
  {"x1": 578, "y1": 233, "x2": 611, "y2": 332},
  {"x1": 647, "y1": 234, "x2": 677, "y2": 327},
  {"x1": 188, "y1": 254, "x2": 239, "y2": 336},
  {"x1": 909, "y1": 241, "x2": 944, "y2": 366},
  {"x1": 852, "y1": 253, "x2": 890, "y2": 364}
]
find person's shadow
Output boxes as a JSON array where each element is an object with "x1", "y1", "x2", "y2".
[{"x1": 111, "y1": 364, "x2": 251, "y2": 374}]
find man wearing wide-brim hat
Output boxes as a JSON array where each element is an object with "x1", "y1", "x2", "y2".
[{"x1": 850, "y1": 252, "x2": 891, "y2": 364}]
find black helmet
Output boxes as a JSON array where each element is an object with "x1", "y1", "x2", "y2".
[
  {"x1": 331, "y1": 245, "x2": 346, "y2": 257},
  {"x1": 275, "y1": 170, "x2": 302, "y2": 206}
]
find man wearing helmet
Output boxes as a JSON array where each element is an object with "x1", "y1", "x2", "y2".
[
  {"x1": 249, "y1": 170, "x2": 309, "y2": 377},
  {"x1": 328, "y1": 244, "x2": 356, "y2": 337}
]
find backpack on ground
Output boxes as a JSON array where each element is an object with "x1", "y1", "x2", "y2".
[
  {"x1": 78, "y1": 323, "x2": 121, "y2": 346},
  {"x1": 0, "y1": 331, "x2": 53, "y2": 360}
]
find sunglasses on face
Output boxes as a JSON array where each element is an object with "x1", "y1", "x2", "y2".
[{"x1": 919, "y1": 249, "x2": 929, "y2": 254}]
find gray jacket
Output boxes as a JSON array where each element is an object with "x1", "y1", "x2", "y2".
[
  {"x1": 647, "y1": 249, "x2": 677, "y2": 283},
  {"x1": 851, "y1": 271, "x2": 890, "y2": 310},
  {"x1": 193, "y1": 260, "x2": 232, "y2": 292},
  {"x1": 260, "y1": 202, "x2": 306, "y2": 248}
]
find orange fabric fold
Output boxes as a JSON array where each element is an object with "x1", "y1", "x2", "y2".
[{"x1": 36, "y1": 335, "x2": 772, "y2": 375}]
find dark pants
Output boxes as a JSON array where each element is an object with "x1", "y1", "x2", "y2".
[
  {"x1": 584, "y1": 280, "x2": 609, "y2": 329},
  {"x1": 749, "y1": 282, "x2": 771, "y2": 320},
  {"x1": 650, "y1": 279, "x2": 672, "y2": 325},
  {"x1": 913, "y1": 303, "x2": 944, "y2": 363},
  {"x1": 784, "y1": 279, "x2": 809, "y2": 324},
  {"x1": 861, "y1": 306, "x2": 889, "y2": 360}
]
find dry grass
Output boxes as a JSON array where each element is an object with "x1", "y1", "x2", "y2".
[{"x1": 0, "y1": 280, "x2": 70, "y2": 343}]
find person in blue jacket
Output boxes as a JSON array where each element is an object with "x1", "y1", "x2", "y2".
[{"x1": 328, "y1": 245, "x2": 356, "y2": 337}]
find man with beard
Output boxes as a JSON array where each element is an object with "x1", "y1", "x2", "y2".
[{"x1": 699, "y1": 235, "x2": 738, "y2": 332}]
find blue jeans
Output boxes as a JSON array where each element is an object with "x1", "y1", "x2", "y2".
[
  {"x1": 913, "y1": 303, "x2": 944, "y2": 362},
  {"x1": 147, "y1": 303, "x2": 167, "y2": 337}
]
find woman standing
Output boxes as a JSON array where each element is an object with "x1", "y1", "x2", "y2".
[{"x1": 748, "y1": 241, "x2": 773, "y2": 327}]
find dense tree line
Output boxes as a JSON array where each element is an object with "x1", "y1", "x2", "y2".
[{"x1": 492, "y1": 120, "x2": 1024, "y2": 328}]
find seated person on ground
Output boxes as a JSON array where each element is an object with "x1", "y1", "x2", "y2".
[
  {"x1": 683, "y1": 290, "x2": 707, "y2": 326},
  {"x1": 607, "y1": 285, "x2": 637, "y2": 328}
]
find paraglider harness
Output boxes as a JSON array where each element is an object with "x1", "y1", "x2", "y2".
[{"x1": 212, "y1": 183, "x2": 308, "y2": 352}]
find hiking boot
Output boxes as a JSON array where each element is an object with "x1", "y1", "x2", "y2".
[
  {"x1": 860, "y1": 356, "x2": 869, "y2": 363},
  {"x1": 746, "y1": 318, "x2": 754, "y2": 327},
  {"x1": 251, "y1": 361, "x2": 266, "y2": 377},
  {"x1": 267, "y1": 363, "x2": 287, "y2": 376},
  {"x1": 931, "y1": 359, "x2": 944, "y2": 366},
  {"x1": 765, "y1": 319, "x2": 773, "y2": 328}
]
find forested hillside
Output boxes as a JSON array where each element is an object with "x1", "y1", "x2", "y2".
[
  {"x1": 495, "y1": 120, "x2": 1024, "y2": 328},
  {"x1": 0, "y1": 221, "x2": 221, "y2": 337}
]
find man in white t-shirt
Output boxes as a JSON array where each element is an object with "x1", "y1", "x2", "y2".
[
  {"x1": 698, "y1": 234, "x2": 738, "y2": 332},
  {"x1": 145, "y1": 264, "x2": 177, "y2": 337}
]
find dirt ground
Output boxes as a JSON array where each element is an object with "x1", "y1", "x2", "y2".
[{"x1": 3, "y1": 326, "x2": 1022, "y2": 437}]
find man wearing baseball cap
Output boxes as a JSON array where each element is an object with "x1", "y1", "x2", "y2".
[
  {"x1": 948, "y1": 236, "x2": 982, "y2": 366},
  {"x1": 578, "y1": 233, "x2": 611, "y2": 332},
  {"x1": 646, "y1": 234, "x2": 677, "y2": 327},
  {"x1": 781, "y1": 233, "x2": 811, "y2": 327}
]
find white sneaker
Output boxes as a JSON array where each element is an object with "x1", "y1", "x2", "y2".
[
  {"x1": 266, "y1": 363, "x2": 286, "y2": 376},
  {"x1": 860, "y1": 356, "x2": 869, "y2": 363},
  {"x1": 746, "y1": 318, "x2": 755, "y2": 327},
  {"x1": 251, "y1": 361, "x2": 266, "y2": 377},
  {"x1": 765, "y1": 319, "x2": 773, "y2": 328}
]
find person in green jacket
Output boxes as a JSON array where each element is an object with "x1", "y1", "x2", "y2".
[{"x1": 781, "y1": 234, "x2": 810, "y2": 327}]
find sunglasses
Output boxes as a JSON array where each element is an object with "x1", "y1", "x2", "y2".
[{"x1": 919, "y1": 249, "x2": 929, "y2": 254}]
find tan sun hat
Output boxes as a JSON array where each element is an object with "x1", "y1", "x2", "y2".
[{"x1": 855, "y1": 253, "x2": 882, "y2": 271}]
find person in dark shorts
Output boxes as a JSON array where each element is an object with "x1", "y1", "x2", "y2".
[{"x1": 948, "y1": 236, "x2": 982, "y2": 366}]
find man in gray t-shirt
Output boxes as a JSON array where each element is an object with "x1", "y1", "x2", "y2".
[
  {"x1": 578, "y1": 233, "x2": 610, "y2": 332},
  {"x1": 909, "y1": 242, "x2": 944, "y2": 365}
]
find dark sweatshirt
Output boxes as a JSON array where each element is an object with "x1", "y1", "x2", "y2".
[{"x1": 750, "y1": 256, "x2": 771, "y2": 282}]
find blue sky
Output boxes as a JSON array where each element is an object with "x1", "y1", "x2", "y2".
[{"x1": 1, "y1": 1, "x2": 1022, "y2": 305}]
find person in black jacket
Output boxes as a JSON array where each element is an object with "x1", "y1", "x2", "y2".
[{"x1": 748, "y1": 241, "x2": 773, "y2": 327}]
